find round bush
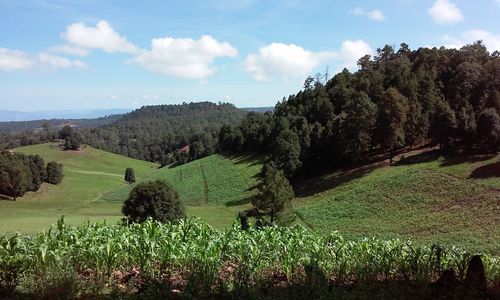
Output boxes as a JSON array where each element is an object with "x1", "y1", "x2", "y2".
[{"x1": 122, "y1": 180, "x2": 185, "y2": 223}]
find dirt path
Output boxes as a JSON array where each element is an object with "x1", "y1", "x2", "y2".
[{"x1": 66, "y1": 169, "x2": 123, "y2": 178}]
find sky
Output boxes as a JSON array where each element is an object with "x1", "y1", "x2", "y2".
[{"x1": 0, "y1": 0, "x2": 499, "y2": 111}]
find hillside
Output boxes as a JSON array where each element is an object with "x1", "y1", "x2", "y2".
[
  {"x1": 294, "y1": 150, "x2": 500, "y2": 253},
  {"x1": 100, "y1": 154, "x2": 263, "y2": 228},
  {"x1": 82, "y1": 102, "x2": 248, "y2": 164},
  {"x1": 0, "y1": 143, "x2": 158, "y2": 234}
]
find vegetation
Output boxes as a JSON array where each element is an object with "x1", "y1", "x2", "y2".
[
  {"x1": 45, "y1": 161, "x2": 63, "y2": 184},
  {"x1": 0, "y1": 143, "x2": 157, "y2": 234},
  {"x1": 0, "y1": 151, "x2": 61, "y2": 200},
  {"x1": 0, "y1": 218, "x2": 498, "y2": 298},
  {"x1": 124, "y1": 167, "x2": 136, "y2": 185},
  {"x1": 220, "y1": 42, "x2": 500, "y2": 179},
  {"x1": 122, "y1": 180, "x2": 185, "y2": 223},
  {"x1": 82, "y1": 102, "x2": 247, "y2": 165}
]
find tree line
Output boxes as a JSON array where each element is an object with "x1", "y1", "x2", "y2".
[
  {"x1": 0, "y1": 151, "x2": 63, "y2": 200},
  {"x1": 81, "y1": 102, "x2": 247, "y2": 166},
  {"x1": 219, "y1": 41, "x2": 500, "y2": 180}
]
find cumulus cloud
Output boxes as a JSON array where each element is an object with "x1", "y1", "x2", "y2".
[
  {"x1": 48, "y1": 44, "x2": 90, "y2": 57},
  {"x1": 244, "y1": 40, "x2": 373, "y2": 81},
  {"x1": 38, "y1": 52, "x2": 85, "y2": 69},
  {"x1": 0, "y1": 48, "x2": 35, "y2": 71},
  {"x1": 61, "y1": 20, "x2": 138, "y2": 53},
  {"x1": 131, "y1": 35, "x2": 238, "y2": 79},
  {"x1": 245, "y1": 43, "x2": 336, "y2": 81},
  {"x1": 440, "y1": 30, "x2": 500, "y2": 52},
  {"x1": 353, "y1": 7, "x2": 386, "y2": 21},
  {"x1": 0, "y1": 47, "x2": 84, "y2": 71},
  {"x1": 428, "y1": 0, "x2": 464, "y2": 24}
]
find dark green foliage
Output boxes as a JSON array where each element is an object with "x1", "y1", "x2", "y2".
[
  {"x1": 122, "y1": 180, "x2": 186, "y2": 223},
  {"x1": 124, "y1": 167, "x2": 136, "y2": 185},
  {"x1": 0, "y1": 152, "x2": 51, "y2": 199},
  {"x1": 253, "y1": 167, "x2": 294, "y2": 225},
  {"x1": 271, "y1": 129, "x2": 301, "y2": 178},
  {"x1": 60, "y1": 125, "x2": 82, "y2": 151},
  {"x1": 476, "y1": 108, "x2": 500, "y2": 153},
  {"x1": 221, "y1": 41, "x2": 500, "y2": 178},
  {"x1": 45, "y1": 161, "x2": 63, "y2": 185},
  {"x1": 82, "y1": 102, "x2": 246, "y2": 164}
]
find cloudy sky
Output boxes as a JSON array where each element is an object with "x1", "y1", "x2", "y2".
[{"x1": 0, "y1": 0, "x2": 499, "y2": 110}]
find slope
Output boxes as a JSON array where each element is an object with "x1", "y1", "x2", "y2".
[
  {"x1": 295, "y1": 150, "x2": 500, "y2": 253},
  {"x1": 0, "y1": 143, "x2": 158, "y2": 234}
]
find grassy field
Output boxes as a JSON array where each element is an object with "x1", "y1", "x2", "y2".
[
  {"x1": 295, "y1": 151, "x2": 500, "y2": 253},
  {"x1": 0, "y1": 143, "x2": 158, "y2": 234},
  {"x1": 100, "y1": 153, "x2": 263, "y2": 227},
  {"x1": 3, "y1": 143, "x2": 499, "y2": 254},
  {"x1": 0, "y1": 145, "x2": 262, "y2": 233}
]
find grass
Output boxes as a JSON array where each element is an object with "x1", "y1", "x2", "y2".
[
  {"x1": 0, "y1": 143, "x2": 158, "y2": 234},
  {"x1": 0, "y1": 144, "x2": 263, "y2": 234},
  {"x1": 295, "y1": 151, "x2": 500, "y2": 254},
  {"x1": 100, "y1": 153, "x2": 263, "y2": 227}
]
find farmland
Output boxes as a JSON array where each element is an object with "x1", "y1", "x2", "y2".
[{"x1": 1, "y1": 218, "x2": 498, "y2": 298}]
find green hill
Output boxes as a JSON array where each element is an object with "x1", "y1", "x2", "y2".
[
  {"x1": 294, "y1": 150, "x2": 500, "y2": 253},
  {"x1": 0, "y1": 143, "x2": 158, "y2": 234},
  {"x1": 100, "y1": 154, "x2": 263, "y2": 227}
]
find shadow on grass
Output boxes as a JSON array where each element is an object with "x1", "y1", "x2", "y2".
[
  {"x1": 395, "y1": 150, "x2": 440, "y2": 166},
  {"x1": 440, "y1": 154, "x2": 496, "y2": 167},
  {"x1": 469, "y1": 161, "x2": 500, "y2": 179},
  {"x1": 221, "y1": 152, "x2": 263, "y2": 168},
  {"x1": 295, "y1": 163, "x2": 380, "y2": 198},
  {"x1": 0, "y1": 194, "x2": 13, "y2": 201}
]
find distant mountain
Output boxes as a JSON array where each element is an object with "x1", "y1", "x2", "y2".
[{"x1": 0, "y1": 109, "x2": 132, "y2": 122}]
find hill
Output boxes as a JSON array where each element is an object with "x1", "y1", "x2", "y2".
[
  {"x1": 294, "y1": 149, "x2": 500, "y2": 253},
  {"x1": 82, "y1": 102, "x2": 249, "y2": 164},
  {"x1": 100, "y1": 153, "x2": 263, "y2": 228},
  {"x1": 0, "y1": 143, "x2": 158, "y2": 234}
]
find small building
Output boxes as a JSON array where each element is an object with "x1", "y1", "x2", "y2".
[{"x1": 178, "y1": 145, "x2": 190, "y2": 154}]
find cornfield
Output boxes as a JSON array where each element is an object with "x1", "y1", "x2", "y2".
[{"x1": 1, "y1": 218, "x2": 499, "y2": 298}]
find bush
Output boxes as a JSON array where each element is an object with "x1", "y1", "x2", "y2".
[
  {"x1": 45, "y1": 161, "x2": 63, "y2": 184},
  {"x1": 122, "y1": 180, "x2": 185, "y2": 223}
]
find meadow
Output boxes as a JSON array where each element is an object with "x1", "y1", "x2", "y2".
[
  {"x1": 0, "y1": 143, "x2": 158, "y2": 234},
  {"x1": 296, "y1": 151, "x2": 500, "y2": 254}
]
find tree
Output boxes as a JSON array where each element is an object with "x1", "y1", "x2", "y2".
[
  {"x1": 124, "y1": 167, "x2": 136, "y2": 185},
  {"x1": 253, "y1": 168, "x2": 294, "y2": 225},
  {"x1": 0, "y1": 162, "x2": 30, "y2": 200},
  {"x1": 45, "y1": 161, "x2": 63, "y2": 184},
  {"x1": 338, "y1": 92, "x2": 377, "y2": 160},
  {"x1": 476, "y1": 108, "x2": 500, "y2": 153},
  {"x1": 122, "y1": 180, "x2": 185, "y2": 223},
  {"x1": 28, "y1": 155, "x2": 46, "y2": 191},
  {"x1": 271, "y1": 129, "x2": 301, "y2": 178},
  {"x1": 377, "y1": 88, "x2": 409, "y2": 162},
  {"x1": 430, "y1": 100, "x2": 457, "y2": 152}
]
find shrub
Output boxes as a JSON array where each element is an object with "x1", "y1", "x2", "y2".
[
  {"x1": 45, "y1": 161, "x2": 63, "y2": 184},
  {"x1": 122, "y1": 180, "x2": 185, "y2": 223}
]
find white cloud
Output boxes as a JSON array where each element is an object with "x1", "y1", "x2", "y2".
[
  {"x1": 245, "y1": 43, "x2": 336, "y2": 81},
  {"x1": 0, "y1": 47, "x2": 84, "y2": 71},
  {"x1": 131, "y1": 35, "x2": 238, "y2": 79},
  {"x1": 0, "y1": 48, "x2": 35, "y2": 71},
  {"x1": 353, "y1": 7, "x2": 386, "y2": 21},
  {"x1": 48, "y1": 44, "x2": 90, "y2": 57},
  {"x1": 440, "y1": 30, "x2": 500, "y2": 51},
  {"x1": 244, "y1": 40, "x2": 373, "y2": 81},
  {"x1": 428, "y1": 0, "x2": 464, "y2": 24},
  {"x1": 337, "y1": 40, "x2": 375, "y2": 69},
  {"x1": 38, "y1": 53, "x2": 85, "y2": 69},
  {"x1": 62, "y1": 20, "x2": 138, "y2": 53}
]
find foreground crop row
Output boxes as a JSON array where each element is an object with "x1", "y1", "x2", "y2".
[{"x1": 1, "y1": 218, "x2": 499, "y2": 298}]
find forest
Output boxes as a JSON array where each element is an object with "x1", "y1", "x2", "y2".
[
  {"x1": 219, "y1": 42, "x2": 500, "y2": 179},
  {"x1": 81, "y1": 102, "x2": 247, "y2": 165}
]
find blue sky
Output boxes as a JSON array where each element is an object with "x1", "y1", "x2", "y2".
[{"x1": 0, "y1": 0, "x2": 499, "y2": 111}]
